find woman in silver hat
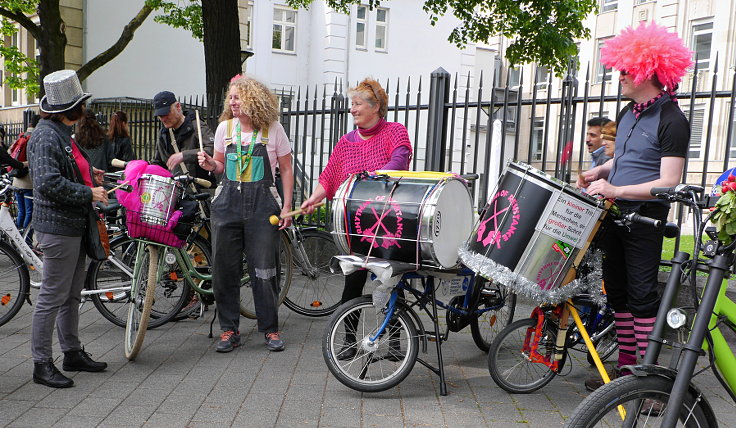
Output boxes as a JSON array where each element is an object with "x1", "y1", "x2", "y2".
[{"x1": 28, "y1": 69, "x2": 109, "y2": 388}]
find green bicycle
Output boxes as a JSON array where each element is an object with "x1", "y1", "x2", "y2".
[{"x1": 568, "y1": 184, "x2": 735, "y2": 427}]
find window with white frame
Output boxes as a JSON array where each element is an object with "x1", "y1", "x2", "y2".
[
  {"x1": 272, "y1": 7, "x2": 296, "y2": 53},
  {"x1": 375, "y1": 7, "x2": 388, "y2": 51},
  {"x1": 531, "y1": 119, "x2": 545, "y2": 161},
  {"x1": 356, "y1": 5, "x2": 367, "y2": 49},
  {"x1": 535, "y1": 66, "x2": 549, "y2": 89},
  {"x1": 689, "y1": 105, "x2": 705, "y2": 158},
  {"x1": 243, "y1": 2, "x2": 253, "y2": 49},
  {"x1": 508, "y1": 67, "x2": 521, "y2": 88},
  {"x1": 601, "y1": 0, "x2": 618, "y2": 12},
  {"x1": 691, "y1": 22, "x2": 713, "y2": 72},
  {"x1": 596, "y1": 40, "x2": 613, "y2": 83}
]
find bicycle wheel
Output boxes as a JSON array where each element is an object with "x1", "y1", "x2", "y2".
[
  {"x1": 284, "y1": 229, "x2": 343, "y2": 317},
  {"x1": 322, "y1": 296, "x2": 419, "y2": 392},
  {"x1": 470, "y1": 279, "x2": 516, "y2": 352},
  {"x1": 239, "y1": 230, "x2": 292, "y2": 319},
  {"x1": 87, "y1": 235, "x2": 192, "y2": 328},
  {"x1": 0, "y1": 240, "x2": 30, "y2": 327},
  {"x1": 124, "y1": 244, "x2": 157, "y2": 360},
  {"x1": 567, "y1": 375, "x2": 715, "y2": 427},
  {"x1": 488, "y1": 317, "x2": 558, "y2": 393},
  {"x1": 156, "y1": 235, "x2": 212, "y2": 323}
]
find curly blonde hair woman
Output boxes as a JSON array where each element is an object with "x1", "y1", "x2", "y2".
[{"x1": 198, "y1": 75, "x2": 294, "y2": 352}]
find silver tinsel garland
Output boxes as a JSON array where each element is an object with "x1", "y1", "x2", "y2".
[{"x1": 459, "y1": 247, "x2": 606, "y2": 306}]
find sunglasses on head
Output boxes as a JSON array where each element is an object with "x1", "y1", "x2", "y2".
[{"x1": 620, "y1": 70, "x2": 630, "y2": 76}]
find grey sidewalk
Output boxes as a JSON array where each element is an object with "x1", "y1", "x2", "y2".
[{"x1": 1, "y1": 291, "x2": 735, "y2": 427}]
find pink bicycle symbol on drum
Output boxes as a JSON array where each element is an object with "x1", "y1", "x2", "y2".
[
  {"x1": 476, "y1": 189, "x2": 520, "y2": 249},
  {"x1": 536, "y1": 261, "x2": 562, "y2": 290},
  {"x1": 353, "y1": 196, "x2": 404, "y2": 249}
]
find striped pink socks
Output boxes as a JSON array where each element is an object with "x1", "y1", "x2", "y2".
[
  {"x1": 614, "y1": 312, "x2": 636, "y2": 367},
  {"x1": 634, "y1": 316, "x2": 656, "y2": 360}
]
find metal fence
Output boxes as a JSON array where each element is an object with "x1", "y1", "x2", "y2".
[{"x1": 3, "y1": 62, "x2": 736, "y2": 233}]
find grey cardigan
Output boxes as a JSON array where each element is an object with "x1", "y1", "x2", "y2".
[{"x1": 28, "y1": 118, "x2": 94, "y2": 236}]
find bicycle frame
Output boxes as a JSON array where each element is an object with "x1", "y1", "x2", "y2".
[{"x1": 0, "y1": 202, "x2": 42, "y2": 284}]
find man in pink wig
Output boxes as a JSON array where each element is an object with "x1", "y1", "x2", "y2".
[{"x1": 577, "y1": 21, "x2": 692, "y2": 390}]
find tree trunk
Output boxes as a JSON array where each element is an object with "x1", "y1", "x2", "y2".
[
  {"x1": 201, "y1": 0, "x2": 240, "y2": 111},
  {"x1": 36, "y1": 0, "x2": 67, "y2": 96}
]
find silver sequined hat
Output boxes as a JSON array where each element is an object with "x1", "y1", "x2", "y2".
[{"x1": 39, "y1": 70, "x2": 91, "y2": 114}]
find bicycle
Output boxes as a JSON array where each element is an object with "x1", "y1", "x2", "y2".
[
  {"x1": 487, "y1": 288, "x2": 617, "y2": 393},
  {"x1": 0, "y1": 172, "x2": 134, "y2": 327},
  {"x1": 322, "y1": 263, "x2": 516, "y2": 394},
  {"x1": 568, "y1": 184, "x2": 734, "y2": 427}
]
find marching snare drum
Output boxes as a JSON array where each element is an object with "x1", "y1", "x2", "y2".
[
  {"x1": 460, "y1": 162, "x2": 605, "y2": 301},
  {"x1": 332, "y1": 171, "x2": 474, "y2": 269},
  {"x1": 138, "y1": 174, "x2": 182, "y2": 226}
]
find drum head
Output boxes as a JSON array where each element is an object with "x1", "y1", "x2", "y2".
[{"x1": 431, "y1": 179, "x2": 473, "y2": 268}]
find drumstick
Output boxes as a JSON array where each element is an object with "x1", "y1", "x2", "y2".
[
  {"x1": 269, "y1": 202, "x2": 325, "y2": 225},
  {"x1": 106, "y1": 179, "x2": 130, "y2": 195},
  {"x1": 195, "y1": 110, "x2": 204, "y2": 153}
]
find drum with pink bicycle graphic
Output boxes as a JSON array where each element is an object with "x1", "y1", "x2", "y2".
[{"x1": 460, "y1": 161, "x2": 606, "y2": 303}]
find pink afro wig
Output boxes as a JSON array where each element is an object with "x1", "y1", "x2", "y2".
[{"x1": 601, "y1": 21, "x2": 693, "y2": 91}]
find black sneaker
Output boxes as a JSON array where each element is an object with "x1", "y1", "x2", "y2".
[
  {"x1": 265, "y1": 332, "x2": 285, "y2": 352},
  {"x1": 216, "y1": 330, "x2": 240, "y2": 353}
]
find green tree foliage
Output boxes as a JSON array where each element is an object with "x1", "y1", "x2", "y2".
[
  {"x1": 287, "y1": 0, "x2": 597, "y2": 76},
  {"x1": 150, "y1": 0, "x2": 203, "y2": 40},
  {"x1": 0, "y1": 1, "x2": 40, "y2": 95}
]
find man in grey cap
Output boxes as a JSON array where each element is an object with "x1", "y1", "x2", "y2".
[{"x1": 152, "y1": 91, "x2": 214, "y2": 181}]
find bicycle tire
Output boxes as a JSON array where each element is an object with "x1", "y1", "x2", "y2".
[
  {"x1": 283, "y1": 229, "x2": 343, "y2": 317},
  {"x1": 159, "y1": 235, "x2": 212, "y2": 323},
  {"x1": 322, "y1": 296, "x2": 419, "y2": 393},
  {"x1": 488, "y1": 317, "x2": 558, "y2": 393},
  {"x1": 0, "y1": 240, "x2": 31, "y2": 327},
  {"x1": 469, "y1": 279, "x2": 516, "y2": 352},
  {"x1": 124, "y1": 244, "x2": 157, "y2": 360},
  {"x1": 239, "y1": 230, "x2": 292, "y2": 319},
  {"x1": 567, "y1": 375, "x2": 715, "y2": 427}
]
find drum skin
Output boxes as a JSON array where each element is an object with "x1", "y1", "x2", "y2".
[{"x1": 332, "y1": 172, "x2": 473, "y2": 269}]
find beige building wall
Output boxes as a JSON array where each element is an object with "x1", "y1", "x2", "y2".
[{"x1": 0, "y1": 0, "x2": 83, "y2": 123}]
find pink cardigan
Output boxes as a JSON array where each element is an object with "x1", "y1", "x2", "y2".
[{"x1": 319, "y1": 122, "x2": 413, "y2": 199}]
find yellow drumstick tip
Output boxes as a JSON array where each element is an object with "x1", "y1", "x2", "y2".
[{"x1": 269, "y1": 215, "x2": 280, "y2": 226}]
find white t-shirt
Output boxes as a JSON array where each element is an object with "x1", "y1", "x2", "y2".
[{"x1": 214, "y1": 119, "x2": 292, "y2": 176}]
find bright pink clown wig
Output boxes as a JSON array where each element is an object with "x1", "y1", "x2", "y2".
[{"x1": 600, "y1": 21, "x2": 693, "y2": 91}]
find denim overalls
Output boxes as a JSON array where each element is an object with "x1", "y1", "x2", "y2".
[{"x1": 211, "y1": 121, "x2": 282, "y2": 334}]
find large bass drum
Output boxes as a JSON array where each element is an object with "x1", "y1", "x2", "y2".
[
  {"x1": 332, "y1": 171, "x2": 474, "y2": 269},
  {"x1": 460, "y1": 161, "x2": 606, "y2": 303}
]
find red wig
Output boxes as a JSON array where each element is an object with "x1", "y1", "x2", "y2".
[{"x1": 601, "y1": 21, "x2": 693, "y2": 91}]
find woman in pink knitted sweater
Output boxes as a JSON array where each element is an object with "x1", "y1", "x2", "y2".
[{"x1": 301, "y1": 78, "x2": 412, "y2": 359}]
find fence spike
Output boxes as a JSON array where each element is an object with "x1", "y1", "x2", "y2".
[
  {"x1": 714, "y1": 52, "x2": 719, "y2": 74},
  {"x1": 478, "y1": 70, "x2": 483, "y2": 88},
  {"x1": 406, "y1": 76, "x2": 411, "y2": 93}
]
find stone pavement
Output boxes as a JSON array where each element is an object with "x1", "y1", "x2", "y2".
[{"x1": 1, "y1": 291, "x2": 735, "y2": 427}]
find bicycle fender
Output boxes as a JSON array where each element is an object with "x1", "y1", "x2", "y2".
[{"x1": 624, "y1": 364, "x2": 718, "y2": 423}]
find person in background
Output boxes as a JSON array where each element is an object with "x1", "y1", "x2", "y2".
[
  {"x1": 152, "y1": 91, "x2": 214, "y2": 182},
  {"x1": 107, "y1": 110, "x2": 136, "y2": 169},
  {"x1": 12, "y1": 113, "x2": 39, "y2": 233},
  {"x1": 577, "y1": 21, "x2": 691, "y2": 391},
  {"x1": 75, "y1": 110, "x2": 114, "y2": 171},
  {"x1": 28, "y1": 70, "x2": 108, "y2": 388},
  {"x1": 300, "y1": 78, "x2": 412, "y2": 360},
  {"x1": 586, "y1": 117, "x2": 612, "y2": 168},
  {"x1": 198, "y1": 76, "x2": 294, "y2": 353},
  {"x1": 600, "y1": 120, "x2": 616, "y2": 159}
]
